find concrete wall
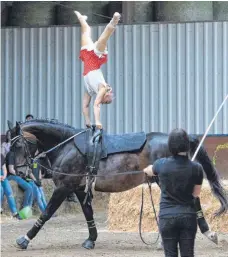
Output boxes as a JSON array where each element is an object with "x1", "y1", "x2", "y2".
[
  {"x1": 1, "y1": 1, "x2": 228, "y2": 27},
  {"x1": 155, "y1": 1, "x2": 213, "y2": 22},
  {"x1": 214, "y1": 2, "x2": 228, "y2": 21}
]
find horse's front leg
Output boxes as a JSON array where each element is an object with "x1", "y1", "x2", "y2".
[
  {"x1": 75, "y1": 190, "x2": 97, "y2": 249},
  {"x1": 16, "y1": 186, "x2": 72, "y2": 250}
]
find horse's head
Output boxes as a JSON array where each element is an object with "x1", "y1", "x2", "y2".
[{"x1": 8, "y1": 121, "x2": 38, "y2": 170}]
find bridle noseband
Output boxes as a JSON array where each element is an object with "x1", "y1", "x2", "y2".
[{"x1": 11, "y1": 134, "x2": 35, "y2": 170}]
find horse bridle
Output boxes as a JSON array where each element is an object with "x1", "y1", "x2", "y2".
[
  {"x1": 10, "y1": 134, "x2": 35, "y2": 170},
  {"x1": 10, "y1": 129, "x2": 89, "y2": 173}
]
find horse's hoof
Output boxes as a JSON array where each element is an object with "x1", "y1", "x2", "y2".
[
  {"x1": 16, "y1": 236, "x2": 29, "y2": 250},
  {"x1": 204, "y1": 231, "x2": 218, "y2": 245},
  {"x1": 82, "y1": 239, "x2": 95, "y2": 249},
  {"x1": 156, "y1": 241, "x2": 163, "y2": 250}
]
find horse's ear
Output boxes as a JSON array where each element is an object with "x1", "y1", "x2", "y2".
[
  {"x1": 7, "y1": 120, "x2": 14, "y2": 130},
  {"x1": 16, "y1": 121, "x2": 23, "y2": 135}
]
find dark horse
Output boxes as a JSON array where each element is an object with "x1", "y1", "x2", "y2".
[{"x1": 9, "y1": 119, "x2": 227, "y2": 250}]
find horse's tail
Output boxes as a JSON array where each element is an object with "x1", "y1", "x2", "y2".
[{"x1": 189, "y1": 135, "x2": 228, "y2": 216}]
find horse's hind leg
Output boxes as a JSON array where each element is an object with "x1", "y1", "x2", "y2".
[
  {"x1": 16, "y1": 186, "x2": 71, "y2": 250},
  {"x1": 75, "y1": 190, "x2": 97, "y2": 250}
]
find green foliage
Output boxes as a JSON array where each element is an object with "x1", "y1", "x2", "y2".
[{"x1": 212, "y1": 143, "x2": 228, "y2": 166}]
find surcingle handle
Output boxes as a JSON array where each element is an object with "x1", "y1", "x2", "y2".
[
  {"x1": 86, "y1": 128, "x2": 103, "y2": 175},
  {"x1": 83, "y1": 128, "x2": 103, "y2": 204},
  {"x1": 92, "y1": 129, "x2": 103, "y2": 143}
]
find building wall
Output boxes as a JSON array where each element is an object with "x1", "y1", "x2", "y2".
[
  {"x1": 1, "y1": 22, "x2": 228, "y2": 134},
  {"x1": 2, "y1": 1, "x2": 228, "y2": 27},
  {"x1": 155, "y1": 1, "x2": 213, "y2": 22}
]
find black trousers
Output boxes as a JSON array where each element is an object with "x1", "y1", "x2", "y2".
[{"x1": 159, "y1": 215, "x2": 197, "y2": 257}]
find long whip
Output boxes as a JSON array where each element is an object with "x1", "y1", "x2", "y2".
[{"x1": 191, "y1": 94, "x2": 228, "y2": 162}]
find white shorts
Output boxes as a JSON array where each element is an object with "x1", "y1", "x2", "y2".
[{"x1": 84, "y1": 69, "x2": 106, "y2": 96}]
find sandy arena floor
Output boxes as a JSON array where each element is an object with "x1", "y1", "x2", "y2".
[{"x1": 1, "y1": 211, "x2": 228, "y2": 257}]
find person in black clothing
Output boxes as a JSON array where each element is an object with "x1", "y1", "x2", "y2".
[
  {"x1": 25, "y1": 114, "x2": 34, "y2": 121},
  {"x1": 144, "y1": 128, "x2": 204, "y2": 257}
]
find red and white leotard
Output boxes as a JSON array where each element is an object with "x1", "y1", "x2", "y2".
[
  {"x1": 79, "y1": 47, "x2": 107, "y2": 76},
  {"x1": 79, "y1": 44, "x2": 108, "y2": 96}
]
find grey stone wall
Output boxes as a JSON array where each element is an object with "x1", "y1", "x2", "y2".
[
  {"x1": 10, "y1": 1, "x2": 56, "y2": 27},
  {"x1": 155, "y1": 1, "x2": 213, "y2": 22},
  {"x1": 122, "y1": 1, "x2": 153, "y2": 24},
  {"x1": 56, "y1": 1, "x2": 109, "y2": 25},
  {"x1": 1, "y1": 2, "x2": 10, "y2": 26},
  {"x1": 213, "y1": 1, "x2": 228, "y2": 20},
  {"x1": 1, "y1": 1, "x2": 228, "y2": 27}
]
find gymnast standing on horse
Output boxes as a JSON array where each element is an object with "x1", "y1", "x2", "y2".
[{"x1": 75, "y1": 11, "x2": 121, "y2": 129}]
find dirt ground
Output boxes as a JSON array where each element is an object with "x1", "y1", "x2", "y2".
[{"x1": 1, "y1": 211, "x2": 228, "y2": 257}]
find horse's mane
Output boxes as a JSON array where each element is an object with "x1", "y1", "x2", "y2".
[{"x1": 20, "y1": 118, "x2": 78, "y2": 131}]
